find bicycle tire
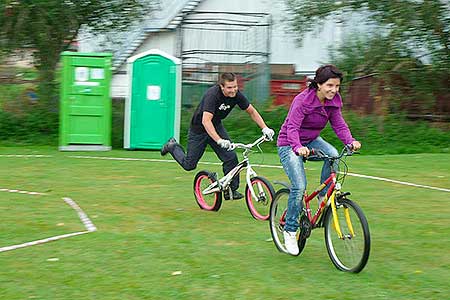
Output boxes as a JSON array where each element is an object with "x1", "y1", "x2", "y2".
[
  {"x1": 323, "y1": 198, "x2": 370, "y2": 273},
  {"x1": 245, "y1": 176, "x2": 275, "y2": 220},
  {"x1": 193, "y1": 170, "x2": 222, "y2": 211},
  {"x1": 269, "y1": 188, "x2": 307, "y2": 255}
]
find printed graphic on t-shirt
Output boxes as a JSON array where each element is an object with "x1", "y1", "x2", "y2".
[{"x1": 219, "y1": 103, "x2": 231, "y2": 111}]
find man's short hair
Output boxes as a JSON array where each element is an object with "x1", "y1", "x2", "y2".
[{"x1": 219, "y1": 72, "x2": 237, "y2": 86}]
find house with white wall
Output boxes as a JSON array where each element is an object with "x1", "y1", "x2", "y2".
[{"x1": 79, "y1": 0, "x2": 344, "y2": 99}]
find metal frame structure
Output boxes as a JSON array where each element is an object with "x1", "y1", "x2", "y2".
[{"x1": 177, "y1": 11, "x2": 272, "y2": 103}]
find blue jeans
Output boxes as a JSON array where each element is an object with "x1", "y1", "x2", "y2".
[{"x1": 277, "y1": 137, "x2": 338, "y2": 232}]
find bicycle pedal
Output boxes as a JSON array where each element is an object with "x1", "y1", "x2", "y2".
[{"x1": 300, "y1": 215, "x2": 312, "y2": 239}]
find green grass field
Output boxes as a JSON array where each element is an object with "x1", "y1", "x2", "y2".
[{"x1": 0, "y1": 146, "x2": 449, "y2": 300}]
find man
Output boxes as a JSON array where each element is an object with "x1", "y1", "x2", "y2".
[{"x1": 161, "y1": 72, "x2": 275, "y2": 200}]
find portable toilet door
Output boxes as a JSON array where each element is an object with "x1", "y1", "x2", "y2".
[
  {"x1": 124, "y1": 49, "x2": 181, "y2": 150},
  {"x1": 59, "y1": 52, "x2": 112, "y2": 151}
]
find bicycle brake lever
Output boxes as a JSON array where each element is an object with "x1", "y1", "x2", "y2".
[
  {"x1": 344, "y1": 144, "x2": 355, "y2": 155},
  {"x1": 309, "y1": 148, "x2": 326, "y2": 157}
]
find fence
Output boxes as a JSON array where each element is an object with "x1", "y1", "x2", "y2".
[{"x1": 179, "y1": 11, "x2": 271, "y2": 105}]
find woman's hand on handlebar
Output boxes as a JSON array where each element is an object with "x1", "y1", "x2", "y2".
[
  {"x1": 295, "y1": 146, "x2": 310, "y2": 157},
  {"x1": 351, "y1": 140, "x2": 361, "y2": 151}
]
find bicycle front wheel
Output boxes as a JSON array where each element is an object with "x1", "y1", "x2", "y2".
[
  {"x1": 323, "y1": 198, "x2": 370, "y2": 273},
  {"x1": 193, "y1": 170, "x2": 222, "y2": 211},
  {"x1": 269, "y1": 188, "x2": 306, "y2": 255},
  {"x1": 245, "y1": 176, "x2": 275, "y2": 220}
]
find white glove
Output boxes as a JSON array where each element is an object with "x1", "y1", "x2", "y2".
[
  {"x1": 217, "y1": 139, "x2": 232, "y2": 150},
  {"x1": 262, "y1": 127, "x2": 275, "y2": 141}
]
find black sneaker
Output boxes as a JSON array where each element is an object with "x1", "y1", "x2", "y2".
[
  {"x1": 224, "y1": 190, "x2": 244, "y2": 200},
  {"x1": 160, "y1": 138, "x2": 177, "y2": 156}
]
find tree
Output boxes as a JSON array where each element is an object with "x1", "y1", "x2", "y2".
[
  {"x1": 286, "y1": 0, "x2": 450, "y2": 116},
  {"x1": 0, "y1": 0, "x2": 154, "y2": 109},
  {"x1": 285, "y1": 0, "x2": 449, "y2": 68}
]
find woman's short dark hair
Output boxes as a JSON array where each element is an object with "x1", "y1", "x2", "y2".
[
  {"x1": 219, "y1": 72, "x2": 237, "y2": 85},
  {"x1": 308, "y1": 64, "x2": 343, "y2": 89}
]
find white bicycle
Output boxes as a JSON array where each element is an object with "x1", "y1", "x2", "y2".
[{"x1": 193, "y1": 135, "x2": 275, "y2": 220}]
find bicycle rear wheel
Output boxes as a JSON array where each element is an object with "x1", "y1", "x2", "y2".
[
  {"x1": 323, "y1": 198, "x2": 370, "y2": 273},
  {"x1": 193, "y1": 170, "x2": 222, "y2": 211},
  {"x1": 269, "y1": 188, "x2": 306, "y2": 255},
  {"x1": 245, "y1": 176, "x2": 275, "y2": 220}
]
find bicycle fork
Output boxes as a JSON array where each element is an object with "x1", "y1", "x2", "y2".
[
  {"x1": 245, "y1": 166, "x2": 267, "y2": 203},
  {"x1": 330, "y1": 191, "x2": 356, "y2": 239}
]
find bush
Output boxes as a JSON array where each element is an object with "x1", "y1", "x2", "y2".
[
  {"x1": 178, "y1": 104, "x2": 449, "y2": 155},
  {"x1": 1, "y1": 90, "x2": 448, "y2": 154},
  {"x1": 0, "y1": 109, "x2": 58, "y2": 145}
]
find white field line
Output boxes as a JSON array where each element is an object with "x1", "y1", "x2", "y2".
[
  {"x1": 0, "y1": 188, "x2": 47, "y2": 195},
  {"x1": 346, "y1": 172, "x2": 450, "y2": 193},
  {"x1": 69, "y1": 155, "x2": 449, "y2": 193},
  {"x1": 63, "y1": 197, "x2": 97, "y2": 232},
  {"x1": 68, "y1": 155, "x2": 177, "y2": 163},
  {"x1": 0, "y1": 231, "x2": 90, "y2": 253},
  {"x1": 2, "y1": 154, "x2": 448, "y2": 193},
  {"x1": 0, "y1": 197, "x2": 96, "y2": 253},
  {"x1": 68, "y1": 155, "x2": 283, "y2": 167},
  {"x1": 0, "y1": 154, "x2": 52, "y2": 158}
]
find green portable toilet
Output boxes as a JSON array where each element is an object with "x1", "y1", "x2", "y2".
[
  {"x1": 59, "y1": 52, "x2": 112, "y2": 151},
  {"x1": 124, "y1": 49, "x2": 181, "y2": 150}
]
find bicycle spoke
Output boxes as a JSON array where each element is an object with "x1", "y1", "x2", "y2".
[
  {"x1": 324, "y1": 199, "x2": 370, "y2": 273},
  {"x1": 269, "y1": 189, "x2": 307, "y2": 256},
  {"x1": 269, "y1": 189, "x2": 290, "y2": 254},
  {"x1": 245, "y1": 176, "x2": 274, "y2": 220},
  {"x1": 193, "y1": 171, "x2": 222, "y2": 211}
]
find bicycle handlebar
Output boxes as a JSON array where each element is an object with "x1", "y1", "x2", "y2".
[
  {"x1": 228, "y1": 135, "x2": 271, "y2": 151},
  {"x1": 305, "y1": 144, "x2": 357, "y2": 161}
]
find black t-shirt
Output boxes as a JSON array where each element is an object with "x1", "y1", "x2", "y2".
[{"x1": 190, "y1": 85, "x2": 250, "y2": 133}]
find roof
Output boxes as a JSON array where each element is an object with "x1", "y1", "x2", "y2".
[
  {"x1": 112, "y1": 0, "x2": 203, "y2": 71},
  {"x1": 127, "y1": 49, "x2": 181, "y2": 64}
]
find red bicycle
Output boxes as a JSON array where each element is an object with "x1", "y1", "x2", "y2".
[{"x1": 269, "y1": 146, "x2": 371, "y2": 273}]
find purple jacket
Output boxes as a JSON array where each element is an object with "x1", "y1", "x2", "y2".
[{"x1": 277, "y1": 88, "x2": 354, "y2": 153}]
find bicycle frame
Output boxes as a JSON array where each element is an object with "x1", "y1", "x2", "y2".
[
  {"x1": 302, "y1": 147, "x2": 356, "y2": 239},
  {"x1": 304, "y1": 173, "x2": 336, "y2": 226},
  {"x1": 201, "y1": 136, "x2": 267, "y2": 201}
]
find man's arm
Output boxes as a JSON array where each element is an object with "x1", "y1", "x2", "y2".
[
  {"x1": 202, "y1": 112, "x2": 221, "y2": 142},
  {"x1": 246, "y1": 104, "x2": 275, "y2": 140},
  {"x1": 202, "y1": 112, "x2": 232, "y2": 149}
]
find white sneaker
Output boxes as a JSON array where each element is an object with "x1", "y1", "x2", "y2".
[{"x1": 283, "y1": 231, "x2": 299, "y2": 255}]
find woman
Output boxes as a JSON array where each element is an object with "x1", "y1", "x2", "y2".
[{"x1": 277, "y1": 64, "x2": 361, "y2": 255}]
